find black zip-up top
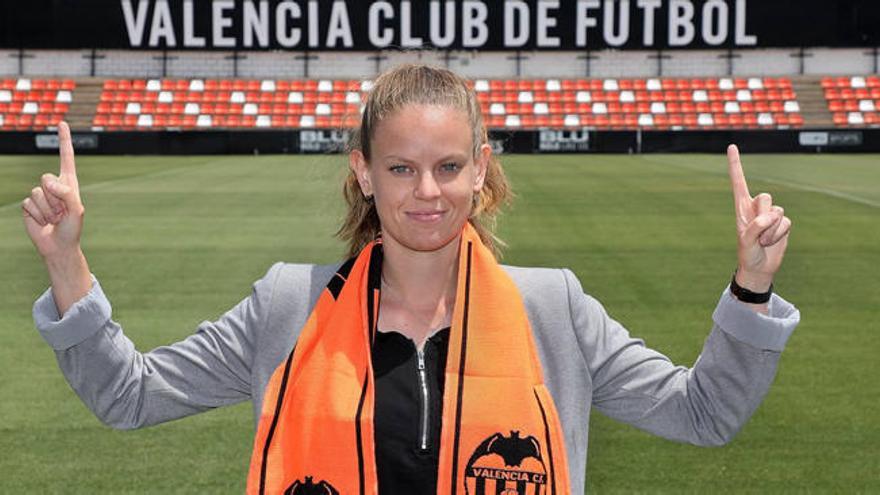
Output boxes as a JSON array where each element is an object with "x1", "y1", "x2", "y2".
[{"x1": 372, "y1": 327, "x2": 450, "y2": 494}]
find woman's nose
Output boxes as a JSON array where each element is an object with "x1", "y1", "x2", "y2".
[{"x1": 414, "y1": 172, "x2": 441, "y2": 199}]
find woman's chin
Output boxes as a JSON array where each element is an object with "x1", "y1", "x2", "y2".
[{"x1": 388, "y1": 229, "x2": 462, "y2": 253}]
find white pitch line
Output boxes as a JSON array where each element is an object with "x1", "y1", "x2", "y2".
[
  {"x1": 645, "y1": 156, "x2": 880, "y2": 209},
  {"x1": 0, "y1": 157, "x2": 219, "y2": 213}
]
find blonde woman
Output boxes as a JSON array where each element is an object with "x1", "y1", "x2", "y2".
[{"x1": 24, "y1": 65, "x2": 799, "y2": 494}]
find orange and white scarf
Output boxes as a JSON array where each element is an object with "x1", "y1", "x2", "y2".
[{"x1": 247, "y1": 223, "x2": 570, "y2": 495}]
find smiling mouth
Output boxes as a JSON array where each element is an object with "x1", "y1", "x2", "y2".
[{"x1": 406, "y1": 210, "x2": 446, "y2": 223}]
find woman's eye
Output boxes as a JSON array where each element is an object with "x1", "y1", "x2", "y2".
[
  {"x1": 389, "y1": 165, "x2": 411, "y2": 174},
  {"x1": 440, "y1": 162, "x2": 461, "y2": 172}
]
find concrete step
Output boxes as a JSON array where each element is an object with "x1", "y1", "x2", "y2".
[
  {"x1": 791, "y1": 76, "x2": 833, "y2": 128},
  {"x1": 66, "y1": 79, "x2": 105, "y2": 130}
]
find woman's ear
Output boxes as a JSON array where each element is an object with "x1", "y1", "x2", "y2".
[
  {"x1": 473, "y1": 143, "x2": 491, "y2": 192},
  {"x1": 349, "y1": 149, "x2": 372, "y2": 197}
]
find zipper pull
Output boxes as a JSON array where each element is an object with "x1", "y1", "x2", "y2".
[{"x1": 417, "y1": 348, "x2": 426, "y2": 370}]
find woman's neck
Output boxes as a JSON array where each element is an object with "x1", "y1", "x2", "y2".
[{"x1": 380, "y1": 232, "x2": 460, "y2": 310}]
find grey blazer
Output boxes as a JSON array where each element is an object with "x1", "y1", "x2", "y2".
[{"x1": 33, "y1": 262, "x2": 800, "y2": 494}]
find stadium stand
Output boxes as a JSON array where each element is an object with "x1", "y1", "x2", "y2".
[
  {"x1": 0, "y1": 78, "x2": 75, "y2": 131},
  {"x1": 7, "y1": 75, "x2": 880, "y2": 131},
  {"x1": 87, "y1": 76, "x2": 804, "y2": 131},
  {"x1": 822, "y1": 75, "x2": 880, "y2": 127}
]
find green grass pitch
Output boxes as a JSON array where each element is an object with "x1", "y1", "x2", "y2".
[{"x1": 1, "y1": 152, "x2": 877, "y2": 493}]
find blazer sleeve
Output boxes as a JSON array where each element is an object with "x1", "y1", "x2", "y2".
[
  {"x1": 31, "y1": 262, "x2": 284, "y2": 430},
  {"x1": 562, "y1": 269, "x2": 800, "y2": 446}
]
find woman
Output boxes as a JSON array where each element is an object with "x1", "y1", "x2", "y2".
[{"x1": 24, "y1": 64, "x2": 799, "y2": 495}]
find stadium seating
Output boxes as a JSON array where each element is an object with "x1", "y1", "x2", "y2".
[
  {"x1": 821, "y1": 75, "x2": 880, "y2": 127},
  {"x1": 0, "y1": 78, "x2": 75, "y2": 131},
  {"x1": 473, "y1": 76, "x2": 802, "y2": 130},
  {"x1": 92, "y1": 77, "x2": 803, "y2": 131},
  {"x1": 94, "y1": 78, "x2": 365, "y2": 131}
]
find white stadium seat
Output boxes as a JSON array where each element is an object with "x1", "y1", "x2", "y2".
[
  {"x1": 736, "y1": 90, "x2": 752, "y2": 101},
  {"x1": 490, "y1": 103, "x2": 506, "y2": 115},
  {"x1": 576, "y1": 91, "x2": 592, "y2": 103},
  {"x1": 758, "y1": 113, "x2": 774, "y2": 126},
  {"x1": 847, "y1": 112, "x2": 864, "y2": 125}
]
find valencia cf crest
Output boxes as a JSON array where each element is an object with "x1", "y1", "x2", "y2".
[
  {"x1": 284, "y1": 476, "x2": 339, "y2": 495},
  {"x1": 465, "y1": 431, "x2": 547, "y2": 495}
]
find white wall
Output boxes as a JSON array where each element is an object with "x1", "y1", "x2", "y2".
[
  {"x1": 96, "y1": 50, "x2": 165, "y2": 78},
  {"x1": 1, "y1": 47, "x2": 877, "y2": 79},
  {"x1": 238, "y1": 51, "x2": 305, "y2": 78},
  {"x1": 734, "y1": 49, "x2": 801, "y2": 76},
  {"x1": 166, "y1": 51, "x2": 232, "y2": 78},
  {"x1": 0, "y1": 50, "x2": 20, "y2": 76},
  {"x1": 448, "y1": 52, "x2": 516, "y2": 78},
  {"x1": 661, "y1": 50, "x2": 727, "y2": 77},
  {"x1": 805, "y1": 48, "x2": 875, "y2": 75}
]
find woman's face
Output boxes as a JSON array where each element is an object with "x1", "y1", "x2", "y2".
[{"x1": 350, "y1": 104, "x2": 490, "y2": 254}]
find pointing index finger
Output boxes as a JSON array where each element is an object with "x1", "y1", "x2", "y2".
[
  {"x1": 727, "y1": 144, "x2": 751, "y2": 205},
  {"x1": 58, "y1": 121, "x2": 79, "y2": 190}
]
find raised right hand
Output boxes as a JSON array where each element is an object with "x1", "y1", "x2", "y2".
[{"x1": 21, "y1": 121, "x2": 85, "y2": 260}]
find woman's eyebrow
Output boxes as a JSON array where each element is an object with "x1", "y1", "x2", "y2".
[{"x1": 381, "y1": 153, "x2": 468, "y2": 164}]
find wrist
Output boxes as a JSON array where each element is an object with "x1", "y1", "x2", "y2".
[
  {"x1": 44, "y1": 248, "x2": 92, "y2": 316},
  {"x1": 734, "y1": 268, "x2": 773, "y2": 293}
]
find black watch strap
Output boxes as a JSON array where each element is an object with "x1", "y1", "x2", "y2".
[{"x1": 730, "y1": 271, "x2": 773, "y2": 304}]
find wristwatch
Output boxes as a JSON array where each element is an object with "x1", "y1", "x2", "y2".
[{"x1": 730, "y1": 270, "x2": 773, "y2": 304}]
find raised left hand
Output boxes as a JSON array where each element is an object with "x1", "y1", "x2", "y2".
[{"x1": 727, "y1": 144, "x2": 792, "y2": 292}]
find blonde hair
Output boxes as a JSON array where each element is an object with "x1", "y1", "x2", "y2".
[{"x1": 338, "y1": 64, "x2": 512, "y2": 258}]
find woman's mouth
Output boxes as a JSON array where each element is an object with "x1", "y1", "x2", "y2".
[{"x1": 406, "y1": 210, "x2": 446, "y2": 223}]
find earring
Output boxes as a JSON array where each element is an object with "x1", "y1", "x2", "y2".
[{"x1": 365, "y1": 194, "x2": 374, "y2": 204}]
